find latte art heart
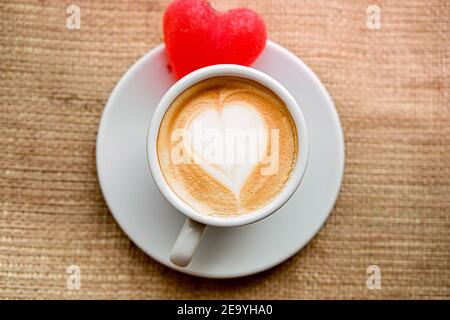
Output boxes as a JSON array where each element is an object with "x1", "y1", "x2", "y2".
[
  {"x1": 183, "y1": 103, "x2": 268, "y2": 198},
  {"x1": 157, "y1": 76, "x2": 297, "y2": 217}
]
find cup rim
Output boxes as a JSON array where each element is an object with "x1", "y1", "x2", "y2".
[{"x1": 147, "y1": 64, "x2": 309, "y2": 227}]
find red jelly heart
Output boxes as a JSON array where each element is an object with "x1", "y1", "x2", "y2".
[{"x1": 163, "y1": 0, "x2": 267, "y2": 79}]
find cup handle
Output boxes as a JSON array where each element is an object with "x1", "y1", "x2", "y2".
[{"x1": 170, "y1": 218, "x2": 207, "y2": 267}]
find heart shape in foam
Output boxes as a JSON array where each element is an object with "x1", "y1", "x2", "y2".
[{"x1": 184, "y1": 103, "x2": 267, "y2": 198}]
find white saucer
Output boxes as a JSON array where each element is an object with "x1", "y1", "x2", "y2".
[{"x1": 96, "y1": 40, "x2": 345, "y2": 278}]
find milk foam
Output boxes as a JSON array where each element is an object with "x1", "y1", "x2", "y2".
[
  {"x1": 184, "y1": 102, "x2": 267, "y2": 198},
  {"x1": 157, "y1": 76, "x2": 297, "y2": 217}
]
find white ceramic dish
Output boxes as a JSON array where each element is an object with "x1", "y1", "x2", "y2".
[{"x1": 96, "y1": 40, "x2": 345, "y2": 278}]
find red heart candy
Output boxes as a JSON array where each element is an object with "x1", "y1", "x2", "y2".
[{"x1": 163, "y1": 0, "x2": 267, "y2": 79}]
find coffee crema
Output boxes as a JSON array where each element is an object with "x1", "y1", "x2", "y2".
[{"x1": 157, "y1": 76, "x2": 298, "y2": 217}]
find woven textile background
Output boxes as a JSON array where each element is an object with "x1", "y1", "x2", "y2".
[{"x1": 0, "y1": 0, "x2": 449, "y2": 299}]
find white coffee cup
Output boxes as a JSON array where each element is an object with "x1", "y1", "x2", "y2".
[{"x1": 147, "y1": 64, "x2": 309, "y2": 267}]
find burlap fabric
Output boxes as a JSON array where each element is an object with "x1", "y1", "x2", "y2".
[{"x1": 0, "y1": 0, "x2": 449, "y2": 299}]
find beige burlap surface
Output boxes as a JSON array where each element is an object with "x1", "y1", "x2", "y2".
[{"x1": 0, "y1": 0, "x2": 449, "y2": 299}]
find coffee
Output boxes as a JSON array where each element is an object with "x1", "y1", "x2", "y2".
[{"x1": 157, "y1": 76, "x2": 297, "y2": 216}]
